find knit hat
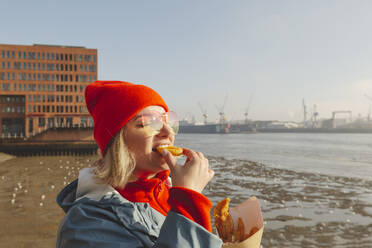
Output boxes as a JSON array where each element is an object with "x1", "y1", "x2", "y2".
[{"x1": 85, "y1": 81, "x2": 169, "y2": 156}]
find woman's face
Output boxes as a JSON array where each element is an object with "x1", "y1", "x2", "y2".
[{"x1": 124, "y1": 105, "x2": 175, "y2": 179}]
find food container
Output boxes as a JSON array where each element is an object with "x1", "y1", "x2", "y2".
[{"x1": 222, "y1": 197, "x2": 264, "y2": 248}]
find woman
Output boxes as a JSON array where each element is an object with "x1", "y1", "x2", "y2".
[{"x1": 56, "y1": 81, "x2": 223, "y2": 247}]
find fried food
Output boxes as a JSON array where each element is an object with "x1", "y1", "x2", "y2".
[
  {"x1": 156, "y1": 146, "x2": 183, "y2": 156},
  {"x1": 214, "y1": 198, "x2": 260, "y2": 243},
  {"x1": 214, "y1": 198, "x2": 234, "y2": 243},
  {"x1": 234, "y1": 217, "x2": 246, "y2": 242}
]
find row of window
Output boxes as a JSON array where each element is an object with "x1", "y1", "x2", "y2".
[
  {"x1": 27, "y1": 105, "x2": 87, "y2": 114},
  {"x1": 1, "y1": 50, "x2": 96, "y2": 63},
  {"x1": 1, "y1": 83, "x2": 88, "y2": 93},
  {"x1": 1, "y1": 106, "x2": 25, "y2": 113},
  {"x1": 0, "y1": 104, "x2": 86, "y2": 114},
  {"x1": 0, "y1": 73, "x2": 96, "y2": 83},
  {"x1": 0, "y1": 96, "x2": 25, "y2": 103},
  {"x1": 35, "y1": 117, "x2": 92, "y2": 128},
  {"x1": 1, "y1": 61, "x2": 96, "y2": 72},
  {"x1": 27, "y1": 94, "x2": 84, "y2": 103}
]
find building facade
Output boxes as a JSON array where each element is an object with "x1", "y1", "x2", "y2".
[{"x1": 0, "y1": 44, "x2": 97, "y2": 138}]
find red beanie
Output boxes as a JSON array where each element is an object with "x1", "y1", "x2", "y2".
[{"x1": 85, "y1": 81, "x2": 169, "y2": 156}]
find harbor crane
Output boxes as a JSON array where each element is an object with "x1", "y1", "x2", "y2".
[
  {"x1": 215, "y1": 94, "x2": 228, "y2": 125},
  {"x1": 197, "y1": 102, "x2": 208, "y2": 124},
  {"x1": 312, "y1": 104, "x2": 319, "y2": 128},
  {"x1": 244, "y1": 92, "x2": 254, "y2": 124},
  {"x1": 364, "y1": 94, "x2": 372, "y2": 121},
  {"x1": 302, "y1": 98, "x2": 307, "y2": 126}
]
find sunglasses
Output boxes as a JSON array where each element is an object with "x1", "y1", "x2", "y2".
[{"x1": 134, "y1": 110, "x2": 179, "y2": 137}]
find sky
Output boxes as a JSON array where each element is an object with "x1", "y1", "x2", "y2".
[{"x1": 1, "y1": 0, "x2": 372, "y2": 123}]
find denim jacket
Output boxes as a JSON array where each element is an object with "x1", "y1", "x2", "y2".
[{"x1": 56, "y1": 168, "x2": 222, "y2": 248}]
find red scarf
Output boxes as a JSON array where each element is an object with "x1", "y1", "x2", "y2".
[{"x1": 115, "y1": 170, "x2": 212, "y2": 232}]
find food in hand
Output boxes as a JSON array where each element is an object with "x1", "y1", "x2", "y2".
[
  {"x1": 214, "y1": 198, "x2": 234, "y2": 242},
  {"x1": 157, "y1": 146, "x2": 183, "y2": 156},
  {"x1": 214, "y1": 198, "x2": 260, "y2": 243}
]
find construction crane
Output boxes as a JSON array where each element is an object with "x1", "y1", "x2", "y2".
[
  {"x1": 244, "y1": 93, "x2": 254, "y2": 124},
  {"x1": 364, "y1": 94, "x2": 372, "y2": 121},
  {"x1": 197, "y1": 102, "x2": 208, "y2": 124},
  {"x1": 312, "y1": 104, "x2": 319, "y2": 128},
  {"x1": 302, "y1": 98, "x2": 307, "y2": 127},
  {"x1": 215, "y1": 94, "x2": 228, "y2": 125}
]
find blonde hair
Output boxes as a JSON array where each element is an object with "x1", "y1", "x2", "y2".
[{"x1": 93, "y1": 128, "x2": 135, "y2": 189}]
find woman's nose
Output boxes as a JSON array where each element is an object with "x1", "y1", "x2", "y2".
[{"x1": 157, "y1": 122, "x2": 174, "y2": 138}]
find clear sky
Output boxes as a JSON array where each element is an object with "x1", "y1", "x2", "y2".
[{"x1": 1, "y1": 0, "x2": 372, "y2": 123}]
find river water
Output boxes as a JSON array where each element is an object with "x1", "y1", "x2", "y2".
[
  {"x1": 175, "y1": 133, "x2": 372, "y2": 247},
  {"x1": 0, "y1": 133, "x2": 371, "y2": 247}
]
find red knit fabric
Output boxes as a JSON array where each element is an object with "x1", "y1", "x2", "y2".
[
  {"x1": 169, "y1": 186, "x2": 212, "y2": 232},
  {"x1": 85, "y1": 81, "x2": 169, "y2": 156},
  {"x1": 115, "y1": 170, "x2": 212, "y2": 232}
]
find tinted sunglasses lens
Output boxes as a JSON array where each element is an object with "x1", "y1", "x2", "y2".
[
  {"x1": 141, "y1": 114, "x2": 162, "y2": 136},
  {"x1": 167, "y1": 111, "x2": 179, "y2": 134}
]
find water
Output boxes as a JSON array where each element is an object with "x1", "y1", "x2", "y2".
[
  {"x1": 175, "y1": 133, "x2": 372, "y2": 247},
  {"x1": 175, "y1": 133, "x2": 372, "y2": 179}
]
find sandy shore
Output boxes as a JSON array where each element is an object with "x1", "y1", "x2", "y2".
[
  {"x1": 0, "y1": 154, "x2": 100, "y2": 248},
  {"x1": 0, "y1": 154, "x2": 371, "y2": 247}
]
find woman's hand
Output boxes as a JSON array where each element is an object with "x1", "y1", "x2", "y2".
[{"x1": 162, "y1": 148, "x2": 214, "y2": 193}]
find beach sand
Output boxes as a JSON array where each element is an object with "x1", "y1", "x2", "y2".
[{"x1": 0, "y1": 154, "x2": 99, "y2": 248}]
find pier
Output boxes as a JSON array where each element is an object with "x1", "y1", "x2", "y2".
[{"x1": 0, "y1": 127, "x2": 98, "y2": 156}]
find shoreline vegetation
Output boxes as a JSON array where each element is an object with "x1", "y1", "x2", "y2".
[{"x1": 0, "y1": 154, "x2": 371, "y2": 247}]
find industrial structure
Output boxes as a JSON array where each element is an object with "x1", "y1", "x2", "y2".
[{"x1": 0, "y1": 43, "x2": 97, "y2": 138}]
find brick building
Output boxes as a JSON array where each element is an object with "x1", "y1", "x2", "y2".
[{"x1": 0, "y1": 43, "x2": 97, "y2": 138}]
